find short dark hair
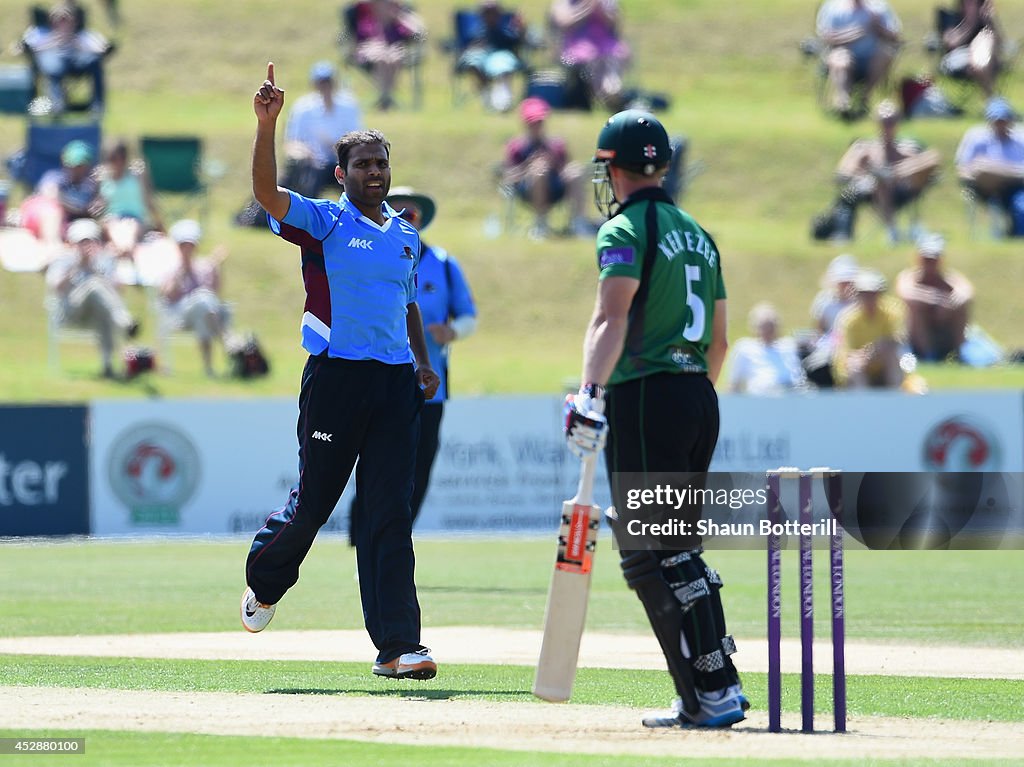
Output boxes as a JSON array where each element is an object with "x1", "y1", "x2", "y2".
[{"x1": 335, "y1": 130, "x2": 390, "y2": 171}]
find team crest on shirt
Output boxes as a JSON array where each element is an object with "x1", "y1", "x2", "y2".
[
  {"x1": 599, "y1": 246, "x2": 635, "y2": 268},
  {"x1": 401, "y1": 246, "x2": 415, "y2": 259}
]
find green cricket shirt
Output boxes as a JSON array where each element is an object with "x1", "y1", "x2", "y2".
[{"x1": 596, "y1": 190, "x2": 726, "y2": 384}]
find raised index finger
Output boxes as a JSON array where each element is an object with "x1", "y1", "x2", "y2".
[{"x1": 266, "y1": 62, "x2": 275, "y2": 86}]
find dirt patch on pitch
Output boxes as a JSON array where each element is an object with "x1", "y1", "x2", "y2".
[
  {"x1": 1, "y1": 685, "x2": 1022, "y2": 761},
  {"x1": 1, "y1": 627, "x2": 1023, "y2": 680}
]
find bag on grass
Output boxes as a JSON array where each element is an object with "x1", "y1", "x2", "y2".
[{"x1": 228, "y1": 333, "x2": 270, "y2": 379}]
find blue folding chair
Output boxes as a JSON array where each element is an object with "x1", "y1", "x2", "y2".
[{"x1": 8, "y1": 120, "x2": 101, "y2": 190}]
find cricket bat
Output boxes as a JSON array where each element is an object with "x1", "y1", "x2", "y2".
[{"x1": 533, "y1": 453, "x2": 602, "y2": 702}]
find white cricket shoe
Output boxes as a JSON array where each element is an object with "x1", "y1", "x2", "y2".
[
  {"x1": 641, "y1": 686, "x2": 746, "y2": 728},
  {"x1": 240, "y1": 587, "x2": 276, "y2": 633},
  {"x1": 372, "y1": 648, "x2": 437, "y2": 680}
]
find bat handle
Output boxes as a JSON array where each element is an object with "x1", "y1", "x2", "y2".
[{"x1": 575, "y1": 454, "x2": 597, "y2": 507}]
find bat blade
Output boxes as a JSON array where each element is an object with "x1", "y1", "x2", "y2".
[{"x1": 533, "y1": 496, "x2": 602, "y2": 702}]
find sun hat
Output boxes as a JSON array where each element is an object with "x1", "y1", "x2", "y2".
[{"x1": 386, "y1": 187, "x2": 436, "y2": 231}]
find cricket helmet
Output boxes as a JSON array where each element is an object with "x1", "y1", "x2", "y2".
[{"x1": 594, "y1": 109, "x2": 672, "y2": 176}]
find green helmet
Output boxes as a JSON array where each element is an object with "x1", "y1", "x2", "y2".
[{"x1": 594, "y1": 109, "x2": 672, "y2": 176}]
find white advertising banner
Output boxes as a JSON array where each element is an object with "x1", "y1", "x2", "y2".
[
  {"x1": 90, "y1": 399, "x2": 302, "y2": 536},
  {"x1": 712, "y1": 390, "x2": 1023, "y2": 473},
  {"x1": 89, "y1": 392, "x2": 1023, "y2": 535}
]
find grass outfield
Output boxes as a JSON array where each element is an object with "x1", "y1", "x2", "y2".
[
  {"x1": 1, "y1": 0, "x2": 1023, "y2": 400},
  {"x1": 3, "y1": 656, "x2": 1022, "y2": 722},
  {"x1": 2, "y1": 539, "x2": 1022, "y2": 645},
  {"x1": 0, "y1": 732, "x2": 1008, "y2": 767},
  {"x1": 2, "y1": 538, "x2": 1022, "y2": 764}
]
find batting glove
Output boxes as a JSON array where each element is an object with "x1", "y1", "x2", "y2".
[{"x1": 564, "y1": 386, "x2": 608, "y2": 459}]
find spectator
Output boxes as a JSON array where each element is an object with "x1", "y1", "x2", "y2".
[
  {"x1": 804, "y1": 254, "x2": 860, "y2": 387},
  {"x1": 19, "y1": 139, "x2": 100, "y2": 244},
  {"x1": 349, "y1": 0, "x2": 426, "y2": 111},
  {"x1": 955, "y1": 96, "x2": 1024, "y2": 236},
  {"x1": 501, "y1": 97, "x2": 592, "y2": 239},
  {"x1": 282, "y1": 61, "x2": 363, "y2": 198},
  {"x1": 895, "y1": 234, "x2": 973, "y2": 362},
  {"x1": 550, "y1": 0, "x2": 631, "y2": 109},
  {"x1": 938, "y1": 0, "x2": 1002, "y2": 98},
  {"x1": 159, "y1": 220, "x2": 232, "y2": 378},
  {"x1": 832, "y1": 269, "x2": 904, "y2": 388},
  {"x1": 457, "y1": 0, "x2": 527, "y2": 112},
  {"x1": 96, "y1": 140, "x2": 164, "y2": 259},
  {"x1": 727, "y1": 302, "x2": 808, "y2": 395},
  {"x1": 811, "y1": 253, "x2": 860, "y2": 335},
  {"x1": 45, "y1": 218, "x2": 139, "y2": 378},
  {"x1": 349, "y1": 186, "x2": 477, "y2": 538},
  {"x1": 20, "y1": 2, "x2": 112, "y2": 114},
  {"x1": 835, "y1": 100, "x2": 940, "y2": 243},
  {"x1": 815, "y1": 0, "x2": 902, "y2": 119}
]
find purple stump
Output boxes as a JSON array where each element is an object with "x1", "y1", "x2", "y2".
[
  {"x1": 828, "y1": 471, "x2": 847, "y2": 733},
  {"x1": 799, "y1": 472, "x2": 814, "y2": 733},
  {"x1": 766, "y1": 472, "x2": 783, "y2": 733}
]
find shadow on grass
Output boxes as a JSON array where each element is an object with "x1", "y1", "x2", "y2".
[
  {"x1": 267, "y1": 688, "x2": 531, "y2": 700},
  {"x1": 417, "y1": 585, "x2": 546, "y2": 595}
]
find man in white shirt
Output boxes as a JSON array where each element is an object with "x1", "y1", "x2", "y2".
[
  {"x1": 281, "y1": 61, "x2": 363, "y2": 197},
  {"x1": 728, "y1": 302, "x2": 808, "y2": 395},
  {"x1": 955, "y1": 97, "x2": 1024, "y2": 233}
]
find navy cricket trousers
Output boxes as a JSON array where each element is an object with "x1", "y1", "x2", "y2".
[{"x1": 246, "y1": 356, "x2": 424, "y2": 664}]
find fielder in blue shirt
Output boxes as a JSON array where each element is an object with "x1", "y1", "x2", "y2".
[
  {"x1": 349, "y1": 186, "x2": 477, "y2": 540},
  {"x1": 241, "y1": 63, "x2": 440, "y2": 682}
]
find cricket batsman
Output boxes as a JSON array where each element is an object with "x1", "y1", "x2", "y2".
[{"x1": 563, "y1": 109, "x2": 747, "y2": 727}]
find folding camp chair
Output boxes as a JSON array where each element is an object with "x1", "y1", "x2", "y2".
[{"x1": 139, "y1": 136, "x2": 213, "y2": 227}]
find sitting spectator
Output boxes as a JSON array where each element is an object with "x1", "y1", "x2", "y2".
[
  {"x1": 159, "y1": 220, "x2": 232, "y2": 378},
  {"x1": 815, "y1": 0, "x2": 902, "y2": 119},
  {"x1": 96, "y1": 140, "x2": 164, "y2": 259},
  {"x1": 938, "y1": 0, "x2": 1002, "y2": 98},
  {"x1": 19, "y1": 139, "x2": 100, "y2": 244},
  {"x1": 955, "y1": 97, "x2": 1024, "y2": 236},
  {"x1": 802, "y1": 253, "x2": 860, "y2": 387},
  {"x1": 550, "y1": 0, "x2": 630, "y2": 109},
  {"x1": 895, "y1": 234, "x2": 973, "y2": 362},
  {"x1": 347, "y1": 0, "x2": 426, "y2": 110},
  {"x1": 832, "y1": 269, "x2": 904, "y2": 388},
  {"x1": 457, "y1": 0, "x2": 527, "y2": 112},
  {"x1": 45, "y1": 218, "x2": 139, "y2": 378},
  {"x1": 727, "y1": 302, "x2": 808, "y2": 395},
  {"x1": 20, "y1": 2, "x2": 112, "y2": 114},
  {"x1": 282, "y1": 61, "x2": 363, "y2": 197},
  {"x1": 501, "y1": 97, "x2": 591, "y2": 239},
  {"x1": 835, "y1": 100, "x2": 940, "y2": 243}
]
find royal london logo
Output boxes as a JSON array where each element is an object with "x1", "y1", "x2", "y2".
[{"x1": 348, "y1": 237, "x2": 374, "y2": 250}]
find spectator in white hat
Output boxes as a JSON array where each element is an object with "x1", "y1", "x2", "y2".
[
  {"x1": 727, "y1": 302, "x2": 808, "y2": 395},
  {"x1": 832, "y1": 269, "x2": 905, "y2": 388},
  {"x1": 45, "y1": 218, "x2": 139, "y2": 378},
  {"x1": 160, "y1": 220, "x2": 232, "y2": 377},
  {"x1": 895, "y1": 234, "x2": 974, "y2": 362}
]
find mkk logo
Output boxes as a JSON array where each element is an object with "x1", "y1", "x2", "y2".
[
  {"x1": 312, "y1": 431, "x2": 333, "y2": 442},
  {"x1": 348, "y1": 238, "x2": 374, "y2": 250}
]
